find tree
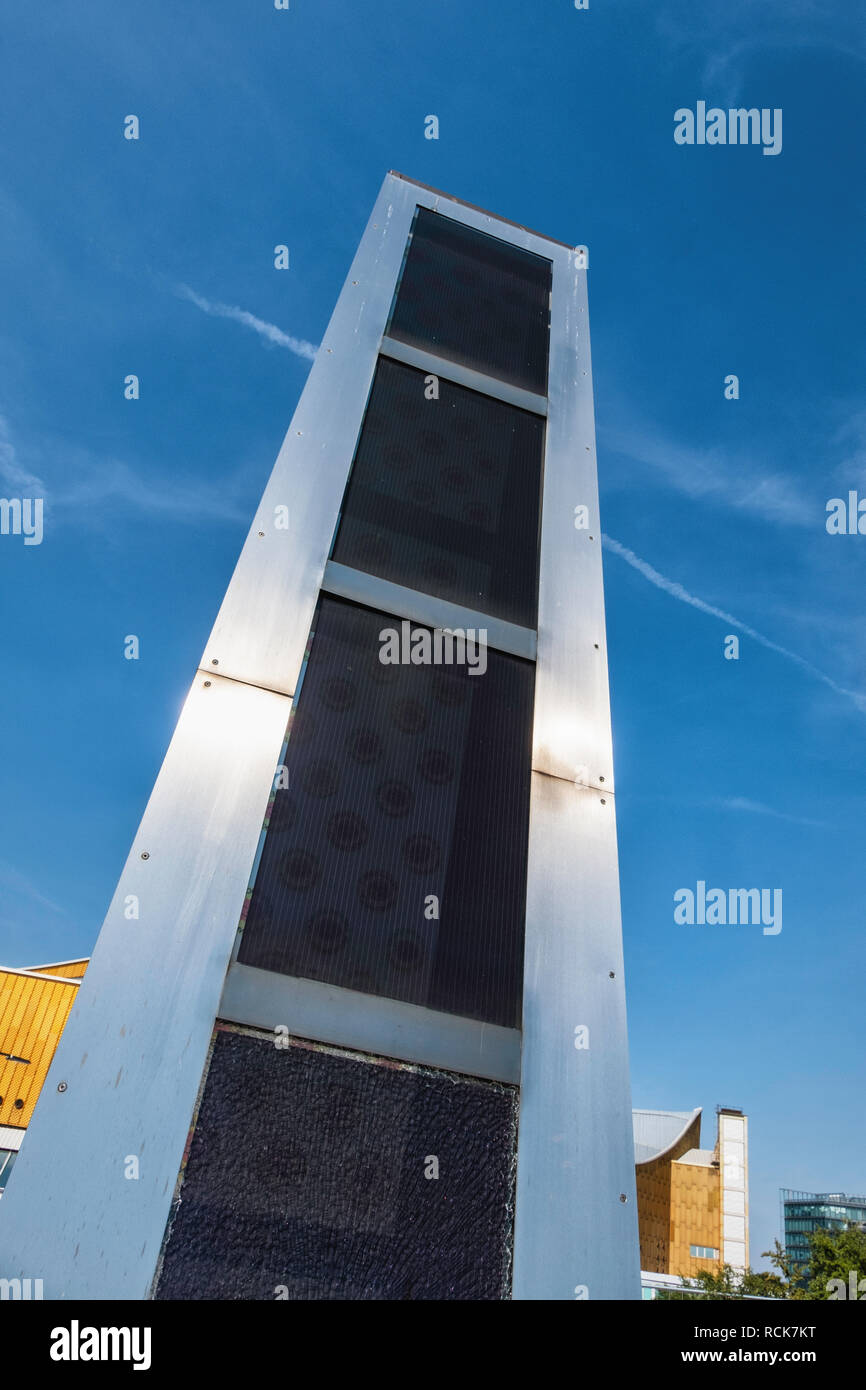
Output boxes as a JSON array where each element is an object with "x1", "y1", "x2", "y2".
[
  {"x1": 656, "y1": 1257, "x2": 787, "y2": 1300},
  {"x1": 802, "y1": 1225, "x2": 866, "y2": 1300},
  {"x1": 656, "y1": 1226, "x2": 866, "y2": 1300}
]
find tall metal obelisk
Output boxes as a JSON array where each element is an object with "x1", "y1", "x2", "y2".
[{"x1": 0, "y1": 173, "x2": 639, "y2": 1300}]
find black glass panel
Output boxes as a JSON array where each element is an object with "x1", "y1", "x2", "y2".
[
  {"x1": 239, "y1": 595, "x2": 533, "y2": 1028},
  {"x1": 331, "y1": 357, "x2": 544, "y2": 629},
  {"x1": 156, "y1": 1029, "x2": 517, "y2": 1300},
  {"x1": 387, "y1": 206, "x2": 551, "y2": 394}
]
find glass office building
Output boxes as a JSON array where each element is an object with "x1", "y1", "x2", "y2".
[{"x1": 781, "y1": 1190, "x2": 866, "y2": 1271}]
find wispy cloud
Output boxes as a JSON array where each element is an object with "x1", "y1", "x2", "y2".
[
  {"x1": 599, "y1": 418, "x2": 815, "y2": 527},
  {"x1": 176, "y1": 284, "x2": 318, "y2": 362},
  {"x1": 0, "y1": 859, "x2": 67, "y2": 917},
  {"x1": 831, "y1": 409, "x2": 866, "y2": 489},
  {"x1": 655, "y1": 0, "x2": 866, "y2": 102},
  {"x1": 701, "y1": 27, "x2": 866, "y2": 98},
  {"x1": 712, "y1": 797, "x2": 826, "y2": 829},
  {"x1": 0, "y1": 413, "x2": 45, "y2": 494},
  {"x1": 54, "y1": 455, "x2": 249, "y2": 524},
  {"x1": 631, "y1": 792, "x2": 829, "y2": 828},
  {"x1": 603, "y1": 533, "x2": 866, "y2": 713},
  {"x1": 0, "y1": 412, "x2": 249, "y2": 527}
]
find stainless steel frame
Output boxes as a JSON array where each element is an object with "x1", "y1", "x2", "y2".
[
  {"x1": 220, "y1": 963, "x2": 520, "y2": 1083},
  {"x1": 0, "y1": 172, "x2": 639, "y2": 1300},
  {"x1": 512, "y1": 238, "x2": 638, "y2": 1299},
  {"x1": 379, "y1": 337, "x2": 549, "y2": 417},
  {"x1": 0, "y1": 674, "x2": 292, "y2": 1298},
  {"x1": 320, "y1": 561, "x2": 537, "y2": 661},
  {"x1": 513, "y1": 776, "x2": 639, "y2": 1299}
]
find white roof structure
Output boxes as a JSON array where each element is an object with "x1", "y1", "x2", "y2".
[{"x1": 633, "y1": 1108, "x2": 702, "y2": 1165}]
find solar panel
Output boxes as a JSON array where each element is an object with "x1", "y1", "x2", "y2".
[
  {"x1": 239, "y1": 595, "x2": 534, "y2": 1028},
  {"x1": 387, "y1": 206, "x2": 551, "y2": 394},
  {"x1": 331, "y1": 355, "x2": 544, "y2": 627},
  {"x1": 156, "y1": 1029, "x2": 518, "y2": 1300}
]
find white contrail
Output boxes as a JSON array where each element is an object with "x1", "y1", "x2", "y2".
[
  {"x1": 713, "y1": 797, "x2": 825, "y2": 829},
  {"x1": 602, "y1": 533, "x2": 866, "y2": 713},
  {"x1": 176, "y1": 284, "x2": 317, "y2": 361}
]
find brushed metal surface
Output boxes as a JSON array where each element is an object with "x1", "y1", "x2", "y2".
[
  {"x1": 199, "y1": 176, "x2": 421, "y2": 697},
  {"x1": 220, "y1": 962, "x2": 521, "y2": 1084},
  {"x1": 531, "y1": 258, "x2": 615, "y2": 793},
  {"x1": 321, "y1": 560, "x2": 537, "y2": 661},
  {"x1": 388, "y1": 171, "x2": 577, "y2": 250},
  {"x1": 405, "y1": 182, "x2": 569, "y2": 262},
  {"x1": 512, "y1": 773, "x2": 640, "y2": 1300},
  {"x1": 0, "y1": 674, "x2": 291, "y2": 1298},
  {"x1": 379, "y1": 336, "x2": 548, "y2": 417},
  {"x1": 201, "y1": 173, "x2": 565, "y2": 700}
]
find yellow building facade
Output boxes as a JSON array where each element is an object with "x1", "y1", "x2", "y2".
[
  {"x1": 634, "y1": 1107, "x2": 749, "y2": 1280},
  {"x1": 0, "y1": 960, "x2": 89, "y2": 1195}
]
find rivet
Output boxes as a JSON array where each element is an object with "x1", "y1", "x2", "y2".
[
  {"x1": 203, "y1": 681, "x2": 211, "y2": 688},
  {"x1": 619, "y1": 1193, "x2": 628, "y2": 1203},
  {"x1": 57, "y1": 1081, "x2": 68, "y2": 1093},
  {"x1": 594, "y1": 643, "x2": 599, "y2": 649},
  {"x1": 600, "y1": 798, "x2": 606, "y2": 804},
  {"x1": 609, "y1": 971, "x2": 615, "y2": 978},
  {"x1": 211, "y1": 659, "x2": 219, "y2": 666},
  {"x1": 258, "y1": 531, "x2": 265, "y2": 537},
  {"x1": 599, "y1": 776, "x2": 605, "y2": 783},
  {"x1": 140, "y1": 852, "x2": 150, "y2": 860}
]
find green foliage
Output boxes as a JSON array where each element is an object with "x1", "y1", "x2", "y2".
[
  {"x1": 655, "y1": 1227, "x2": 866, "y2": 1301},
  {"x1": 801, "y1": 1224, "x2": 866, "y2": 1299},
  {"x1": 655, "y1": 1258, "x2": 787, "y2": 1301}
]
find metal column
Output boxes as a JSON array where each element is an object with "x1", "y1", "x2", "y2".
[{"x1": 0, "y1": 173, "x2": 639, "y2": 1300}]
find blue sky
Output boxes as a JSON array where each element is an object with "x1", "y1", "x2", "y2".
[{"x1": 1, "y1": 0, "x2": 864, "y2": 1273}]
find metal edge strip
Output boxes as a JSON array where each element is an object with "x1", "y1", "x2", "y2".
[{"x1": 219, "y1": 962, "x2": 521, "y2": 1085}]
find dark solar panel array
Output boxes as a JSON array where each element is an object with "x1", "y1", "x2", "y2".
[
  {"x1": 331, "y1": 356, "x2": 544, "y2": 627},
  {"x1": 387, "y1": 206, "x2": 551, "y2": 394},
  {"x1": 156, "y1": 1029, "x2": 517, "y2": 1300},
  {"x1": 239, "y1": 596, "x2": 533, "y2": 1028}
]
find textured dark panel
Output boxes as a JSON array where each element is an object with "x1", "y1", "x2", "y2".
[
  {"x1": 238, "y1": 595, "x2": 533, "y2": 1028},
  {"x1": 156, "y1": 1029, "x2": 517, "y2": 1301},
  {"x1": 331, "y1": 356, "x2": 544, "y2": 628},
  {"x1": 388, "y1": 207, "x2": 551, "y2": 394}
]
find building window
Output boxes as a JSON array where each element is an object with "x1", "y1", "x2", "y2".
[
  {"x1": 690, "y1": 1245, "x2": 719, "y2": 1260},
  {"x1": 387, "y1": 207, "x2": 552, "y2": 395},
  {"x1": 0, "y1": 1147, "x2": 17, "y2": 1194}
]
